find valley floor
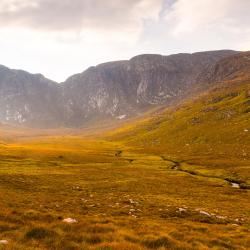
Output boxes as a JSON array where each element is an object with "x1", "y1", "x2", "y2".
[{"x1": 0, "y1": 136, "x2": 249, "y2": 249}]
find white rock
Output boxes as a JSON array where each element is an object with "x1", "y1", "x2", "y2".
[
  {"x1": 117, "y1": 115, "x2": 126, "y2": 120},
  {"x1": 0, "y1": 240, "x2": 8, "y2": 245},
  {"x1": 63, "y1": 218, "x2": 77, "y2": 223},
  {"x1": 199, "y1": 210, "x2": 210, "y2": 216},
  {"x1": 129, "y1": 199, "x2": 138, "y2": 204},
  {"x1": 231, "y1": 183, "x2": 240, "y2": 188},
  {"x1": 178, "y1": 208, "x2": 186, "y2": 212},
  {"x1": 216, "y1": 215, "x2": 226, "y2": 219}
]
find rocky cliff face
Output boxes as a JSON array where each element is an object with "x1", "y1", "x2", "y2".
[
  {"x1": 0, "y1": 50, "x2": 242, "y2": 127},
  {"x1": 197, "y1": 51, "x2": 250, "y2": 83},
  {"x1": 62, "y1": 50, "x2": 237, "y2": 125},
  {"x1": 0, "y1": 66, "x2": 63, "y2": 127}
]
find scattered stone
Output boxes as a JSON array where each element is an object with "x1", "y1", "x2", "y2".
[
  {"x1": 178, "y1": 208, "x2": 187, "y2": 212},
  {"x1": 0, "y1": 240, "x2": 8, "y2": 245},
  {"x1": 129, "y1": 199, "x2": 138, "y2": 204},
  {"x1": 244, "y1": 129, "x2": 248, "y2": 132},
  {"x1": 63, "y1": 218, "x2": 77, "y2": 223},
  {"x1": 216, "y1": 215, "x2": 226, "y2": 219},
  {"x1": 199, "y1": 210, "x2": 211, "y2": 216},
  {"x1": 231, "y1": 183, "x2": 240, "y2": 188}
]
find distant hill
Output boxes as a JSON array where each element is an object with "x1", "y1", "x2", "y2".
[{"x1": 0, "y1": 50, "x2": 247, "y2": 128}]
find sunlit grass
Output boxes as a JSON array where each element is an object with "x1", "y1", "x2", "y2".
[{"x1": 0, "y1": 80, "x2": 249, "y2": 249}]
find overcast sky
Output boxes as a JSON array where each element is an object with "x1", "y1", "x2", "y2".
[{"x1": 0, "y1": 0, "x2": 249, "y2": 82}]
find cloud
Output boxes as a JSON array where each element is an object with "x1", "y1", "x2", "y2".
[
  {"x1": 164, "y1": 0, "x2": 250, "y2": 36},
  {"x1": 0, "y1": 0, "x2": 162, "y2": 32},
  {"x1": 0, "y1": 0, "x2": 249, "y2": 82},
  {"x1": 139, "y1": 0, "x2": 250, "y2": 53}
]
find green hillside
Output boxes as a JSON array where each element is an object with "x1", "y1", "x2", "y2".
[{"x1": 110, "y1": 80, "x2": 250, "y2": 188}]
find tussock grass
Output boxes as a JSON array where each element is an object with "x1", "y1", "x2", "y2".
[{"x1": 0, "y1": 80, "x2": 249, "y2": 249}]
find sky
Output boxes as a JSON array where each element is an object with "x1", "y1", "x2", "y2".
[{"x1": 0, "y1": 0, "x2": 249, "y2": 82}]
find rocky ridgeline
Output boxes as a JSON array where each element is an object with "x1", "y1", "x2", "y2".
[{"x1": 1, "y1": 50, "x2": 248, "y2": 128}]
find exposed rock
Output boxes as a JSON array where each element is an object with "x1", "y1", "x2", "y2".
[
  {"x1": 0, "y1": 50, "x2": 245, "y2": 127},
  {"x1": 198, "y1": 51, "x2": 250, "y2": 83},
  {"x1": 0, "y1": 240, "x2": 8, "y2": 245},
  {"x1": 63, "y1": 218, "x2": 77, "y2": 223},
  {"x1": 0, "y1": 66, "x2": 62, "y2": 127},
  {"x1": 231, "y1": 183, "x2": 240, "y2": 188},
  {"x1": 62, "y1": 50, "x2": 237, "y2": 126}
]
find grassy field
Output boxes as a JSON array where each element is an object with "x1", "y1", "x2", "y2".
[
  {"x1": 0, "y1": 135, "x2": 249, "y2": 249},
  {"x1": 0, "y1": 80, "x2": 249, "y2": 249}
]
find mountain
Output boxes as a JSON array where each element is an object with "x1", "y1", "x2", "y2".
[
  {"x1": 198, "y1": 51, "x2": 250, "y2": 83},
  {"x1": 0, "y1": 65, "x2": 63, "y2": 127},
  {"x1": 62, "y1": 50, "x2": 237, "y2": 126},
  {"x1": 0, "y1": 50, "x2": 243, "y2": 127},
  {"x1": 109, "y1": 74, "x2": 250, "y2": 168}
]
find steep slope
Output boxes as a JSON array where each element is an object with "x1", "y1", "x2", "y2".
[
  {"x1": 198, "y1": 51, "x2": 250, "y2": 83},
  {"x1": 109, "y1": 52, "x2": 250, "y2": 168},
  {"x1": 110, "y1": 79, "x2": 249, "y2": 156},
  {"x1": 62, "y1": 50, "x2": 237, "y2": 126},
  {"x1": 0, "y1": 50, "x2": 241, "y2": 127},
  {"x1": 0, "y1": 66, "x2": 63, "y2": 127},
  {"x1": 108, "y1": 75, "x2": 250, "y2": 189}
]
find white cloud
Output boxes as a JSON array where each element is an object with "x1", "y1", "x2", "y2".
[
  {"x1": 0, "y1": 0, "x2": 249, "y2": 81},
  {"x1": 165, "y1": 0, "x2": 250, "y2": 36},
  {"x1": 0, "y1": 0, "x2": 163, "y2": 81},
  {"x1": 139, "y1": 0, "x2": 250, "y2": 53},
  {"x1": 0, "y1": 0, "x2": 162, "y2": 32}
]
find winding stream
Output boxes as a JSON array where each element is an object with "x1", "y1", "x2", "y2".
[{"x1": 161, "y1": 156, "x2": 247, "y2": 190}]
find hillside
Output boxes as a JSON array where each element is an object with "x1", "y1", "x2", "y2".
[
  {"x1": 0, "y1": 52, "x2": 249, "y2": 249},
  {"x1": 0, "y1": 50, "x2": 238, "y2": 127},
  {"x1": 110, "y1": 52, "x2": 250, "y2": 156},
  {"x1": 0, "y1": 78, "x2": 249, "y2": 249},
  {"x1": 108, "y1": 53, "x2": 250, "y2": 188},
  {"x1": 110, "y1": 80, "x2": 249, "y2": 155},
  {"x1": 0, "y1": 66, "x2": 63, "y2": 127},
  {"x1": 62, "y1": 50, "x2": 237, "y2": 126}
]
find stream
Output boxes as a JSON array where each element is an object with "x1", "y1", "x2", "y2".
[{"x1": 161, "y1": 156, "x2": 246, "y2": 189}]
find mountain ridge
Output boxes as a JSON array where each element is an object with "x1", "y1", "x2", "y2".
[{"x1": 0, "y1": 50, "x2": 246, "y2": 127}]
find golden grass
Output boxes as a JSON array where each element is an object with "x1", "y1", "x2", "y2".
[
  {"x1": 0, "y1": 80, "x2": 249, "y2": 249},
  {"x1": 0, "y1": 135, "x2": 249, "y2": 249}
]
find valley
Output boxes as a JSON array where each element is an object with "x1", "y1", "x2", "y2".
[
  {"x1": 0, "y1": 135, "x2": 249, "y2": 250},
  {"x1": 0, "y1": 76, "x2": 249, "y2": 249},
  {"x1": 0, "y1": 0, "x2": 249, "y2": 248},
  {"x1": 0, "y1": 50, "x2": 249, "y2": 249}
]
